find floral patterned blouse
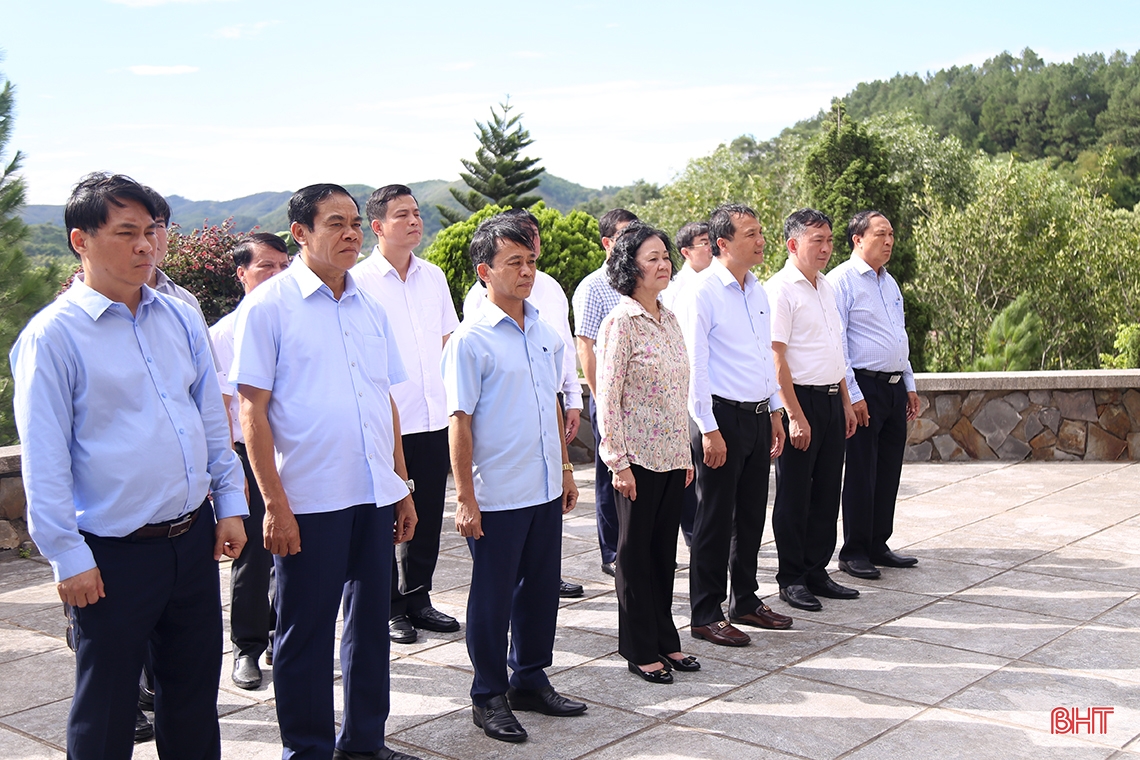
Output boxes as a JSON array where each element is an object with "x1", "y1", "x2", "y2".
[{"x1": 596, "y1": 296, "x2": 692, "y2": 474}]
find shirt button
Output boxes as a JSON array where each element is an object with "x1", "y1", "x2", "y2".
[
  {"x1": 161, "y1": 393, "x2": 167, "y2": 398},
  {"x1": 179, "y1": 428, "x2": 185, "y2": 434},
  {"x1": 147, "y1": 357, "x2": 153, "y2": 363},
  {"x1": 364, "y1": 422, "x2": 369, "y2": 428},
  {"x1": 359, "y1": 392, "x2": 364, "y2": 397},
  {"x1": 345, "y1": 331, "x2": 350, "y2": 336},
  {"x1": 351, "y1": 362, "x2": 356, "y2": 367},
  {"x1": 368, "y1": 453, "x2": 374, "y2": 459},
  {"x1": 189, "y1": 467, "x2": 195, "y2": 473}
]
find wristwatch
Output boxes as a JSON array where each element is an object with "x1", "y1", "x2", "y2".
[
  {"x1": 405, "y1": 479, "x2": 415, "y2": 494},
  {"x1": 562, "y1": 463, "x2": 573, "y2": 472}
]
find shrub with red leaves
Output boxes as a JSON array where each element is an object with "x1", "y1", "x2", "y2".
[{"x1": 162, "y1": 219, "x2": 246, "y2": 325}]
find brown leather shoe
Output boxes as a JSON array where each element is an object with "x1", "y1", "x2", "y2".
[
  {"x1": 690, "y1": 619, "x2": 751, "y2": 647},
  {"x1": 731, "y1": 603, "x2": 793, "y2": 630}
]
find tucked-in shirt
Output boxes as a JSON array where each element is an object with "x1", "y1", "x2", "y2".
[
  {"x1": 571, "y1": 265, "x2": 622, "y2": 341},
  {"x1": 660, "y1": 262, "x2": 699, "y2": 311},
  {"x1": 596, "y1": 297, "x2": 692, "y2": 474},
  {"x1": 230, "y1": 257, "x2": 409, "y2": 514},
  {"x1": 674, "y1": 259, "x2": 783, "y2": 434},
  {"x1": 210, "y1": 308, "x2": 242, "y2": 443},
  {"x1": 765, "y1": 260, "x2": 847, "y2": 386},
  {"x1": 826, "y1": 254, "x2": 916, "y2": 404},
  {"x1": 442, "y1": 301, "x2": 565, "y2": 512},
  {"x1": 11, "y1": 280, "x2": 247, "y2": 582},
  {"x1": 352, "y1": 249, "x2": 460, "y2": 434},
  {"x1": 463, "y1": 270, "x2": 582, "y2": 410}
]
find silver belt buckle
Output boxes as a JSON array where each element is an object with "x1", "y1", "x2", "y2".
[
  {"x1": 754, "y1": 401, "x2": 767, "y2": 414},
  {"x1": 888, "y1": 373, "x2": 901, "y2": 384},
  {"x1": 827, "y1": 384, "x2": 839, "y2": 395}
]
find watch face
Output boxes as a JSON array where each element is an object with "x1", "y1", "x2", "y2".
[{"x1": 406, "y1": 479, "x2": 415, "y2": 494}]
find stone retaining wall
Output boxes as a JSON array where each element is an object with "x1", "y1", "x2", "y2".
[
  {"x1": 906, "y1": 370, "x2": 1140, "y2": 461},
  {"x1": 0, "y1": 445, "x2": 28, "y2": 553}
]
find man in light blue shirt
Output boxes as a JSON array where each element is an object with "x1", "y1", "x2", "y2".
[
  {"x1": 11, "y1": 173, "x2": 248, "y2": 760},
  {"x1": 231, "y1": 184, "x2": 420, "y2": 760},
  {"x1": 443, "y1": 213, "x2": 585, "y2": 744},
  {"x1": 828, "y1": 211, "x2": 920, "y2": 580}
]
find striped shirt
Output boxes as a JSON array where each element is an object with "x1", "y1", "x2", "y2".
[{"x1": 571, "y1": 265, "x2": 622, "y2": 341}]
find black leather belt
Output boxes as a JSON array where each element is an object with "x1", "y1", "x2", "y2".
[
  {"x1": 855, "y1": 368, "x2": 903, "y2": 384},
  {"x1": 797, "y1": 383, "x2": 840, "y2": 395},
  {"x1": 712, "y1": 395, "x2": 770, "y2": 413},
  {"x1": 126, "y1": 506, "x2": 201, "y2": 540}
]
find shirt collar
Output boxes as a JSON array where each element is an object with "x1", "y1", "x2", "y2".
[
  {"x1": 291, "y1": 255, "x2": 359, "y2": 300},
  {"x1": 66, "y1": 277, "x2": 156, "y2": 321},
  {"x1": 849, "y1": 253, "x2": 876, "y2": 277},
  {"x1": 479, "y1": 298, "x2": 539, "y2": 332},
  {"x1": 780, "y1": 259, "x2": 815, "y2": 286},
  {"x1": 620, "y1": 295, "x2": 658, "y2": 320},
  {"x1": 364, "y1": 246, "x2": 421, "y2": 278},
  {"x1": 710, "y1": 257, "x2": 757, "y2": 290},
  {"x1": 153, "y1": 268, "x2": 173, "y2": 290}
]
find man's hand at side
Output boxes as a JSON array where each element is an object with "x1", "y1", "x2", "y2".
[
  {"x1": 394, "y1": 495, "x2": 417, "y2": 544},
  {"x1": 214, "y1": 516, "x2": 247, "y2": 560},
  {"x1": 58, "y1": 567, "x2": 104, "y2": 608}
]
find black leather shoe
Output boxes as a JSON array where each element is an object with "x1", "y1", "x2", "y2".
[
  {"x1": 508, "y1": 685, "x2": 587, "y2": 716},
  {"x1": 232, "y1": 654, "x2": 262, "y2": 690},
  {"x1": 134, "y1": 708, "x2": 154, "y2": 743},
  {"x1": 809, "y1": 576, "x2": 860, "y2": 599},
  {"x1": 871, "y1": 550, "x2": 919, "y2": 568},
  {"x1": 660, "y1": 654, "x2": 700, "y2": 672},
  {"x1": 473, "y1": 695, "x2": 527, "y2": 743},
  {"x1": 559, "y1": 579, "x2": 584, "y2": 598},
  {"x1": 409, "y1": 606, "x2": 460, "y2": 633},
  {"x1": 779, "y1": 584, "x2": 822, "y2": 611},
  {"x1": 264, "y1": 642, "x2": 273, "y2": 666},
  {"x1": 332, "y1": 748, "x2": 424, "y2": 760},
  {"x1": 388, "y1": 614, "x2": 417, "y2": 644},
  {"x1": 600, "y1": 561, "x2": 616, "y2": 578},
  {"x1": 628, "y1": 661, "x2": 673, "y2": 683},
  {"x1": 839, "y1": 558, "x2": 881, "y2": 579}
]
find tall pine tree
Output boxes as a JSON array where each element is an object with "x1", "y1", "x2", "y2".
[{"x1": 437, "y1": 101, "x2": 544, "y2": 227}]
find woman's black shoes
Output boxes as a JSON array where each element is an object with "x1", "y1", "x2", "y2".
[
  {"x1": 628, "y1": 661, "x2": 673, "y2": 683},
  {"x1": 660, "y1": 654, "x2": 700, "y2": 672}
]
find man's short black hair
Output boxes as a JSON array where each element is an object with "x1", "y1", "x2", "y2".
[
  {"x1": 847, "y1": 210, "x2": 889, "y2": 249},
  {"x1": 606, "y1": 221, "x2": 676, "y2": 297},
  {"x1": 64, "y1": 172, "x2": 157, "y2": 258},
  {"x1": 289, "y1": 184, "x2": 357, "y2": 231},
  {"x1": 784, "y1": 208, "x2": 833, "y2": 242},
  {"x1": 675, "y1": 221, "x2": 709, "y2": 251},
  {"x1": 143, "y1": 186, "x2": 172, "y2": 225},
  {"x1": 233, "y1": 232, "x2": 289, "y2": 269},
  {"x1": 501, "y1": 207, "x2": 540, "y2": 235},
  {"x1": 365, "y1": 184, "x2": 416, "y2": 223},
  {"x1": 470, "y1": 214, "x2": 536, "y2": 276},
  {"x1": 707, "y1": 203, "x2": 758, "y2": 257},
  {"x1": 598, "y1": 208, "x2": 638, "y2": 244}
]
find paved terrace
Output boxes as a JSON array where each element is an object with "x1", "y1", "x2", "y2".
[{"x1": 1, "y1": 461, "x2": 1138, "y2": 759}]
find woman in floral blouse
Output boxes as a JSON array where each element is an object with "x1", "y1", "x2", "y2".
[{"x1": 597, "y1": 221, "x2": 696, "y2": 684}]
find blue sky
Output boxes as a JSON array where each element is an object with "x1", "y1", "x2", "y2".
[{"x1": 3, "y1": 0, "x2": 1139, "y2": 205}]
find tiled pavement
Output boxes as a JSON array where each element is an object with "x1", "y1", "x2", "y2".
[{"x1": 1, "y1": 461, "x2": 1138, "y2": 759}]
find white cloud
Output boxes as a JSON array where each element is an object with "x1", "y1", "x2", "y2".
[
  {"x1": 127, "y1": 65, "x2": 200, "y2": 76},
  {"x1": 439, "y1": 62, "x2": 476, "y2": 72},
  {"x1": 107, "y1": 0, "x2": 232, "y2": 6},
  {"x1": 213, "y1": 21, "x2": 280, "y2": 39}
]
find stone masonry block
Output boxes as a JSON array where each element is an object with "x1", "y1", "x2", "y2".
[
  {"x1": 904, "y1": 441, "x2": 933, "y2": 461},
  {"x1": 1005, "y1": 392, "x2": 1029, "y2": 412},
  {"x1": 1124, "y1": 389, "x2": 1140, "y2": 428},
  {"x1": 997, "y1": 436, "x2": 1032, "y2": 461},
  {"x1": 1099, "y1": 405, "x2": 1132, "y2": 440},
  {"x1": 907, "y1": 418, "x2": 940, "y2": 444},
  {"x1": 1029, "y1": 390, "x2": 1051, "y2": 406},
  {"x1": 972, "y1": 398, "x2": 1021, "y2": 451},
  {"x1": 1085, "y1": 425, "x2": 1127, "y2": 461},
  {"x1": 950, "y1": 417, "x2": 997, "y2": 459},
  {"x1": 1023, "y1": 412, "x2": 1044, "y2": 441},
  {"x1": 961, "y1": 390, "x2": 986, "y2": 418},
  {"x1": 1054, "y1": 390, "x2": 1098, "y2": 422},
  {"x1": 1057, "y1": 420, "x2": 1087, "y2": 456},
  {"x1": 934, "y1": 394, "x2": 961, "y2": 426},
  {"x1": 1129, "y1": 432, "x2": 1140, "y2": 460},
  {"x1": 1040, "y1": 407, "x2": 1061, "y2": 434},
  {"x1": 0, "y1": 478, "x2": 26, "y2": 522},
  {"x1": 933, "y1": 434, "x2": 969, "y2": 461}
]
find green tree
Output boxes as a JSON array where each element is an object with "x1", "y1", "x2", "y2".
[
  {"x1": 437, "y1": 102, "x2": 544, "y2": 227},
  {"x1": 0, "y1": 72, "x2": 66, "y2": 444},
  {"x1": 1099, "y1": 324, "x2": 1140, "y2": 368},
  {"x1": 969, "y1": 295, "x2": 1044, "y2": 370}
]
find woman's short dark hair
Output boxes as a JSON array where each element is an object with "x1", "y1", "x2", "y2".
[
  {"x1": 64, "y1": 173, "x2": 157, "y2": 258},
  {"x1": 606, "y1": 221, "x2": 676, "y2": 297}
]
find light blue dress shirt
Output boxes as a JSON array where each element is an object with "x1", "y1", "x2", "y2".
[
  {"x1": 442, "y1": 300, "x2": 565, "y2": 511},
  {"x1": 11, "y1": 280, "x2": 247, "y2": 582},
  {"x1": 230, "y1": 257, "x2": 410, "y2": 514},
  {"x1": 826, "y1": 255, "x2": 916, "y2": 404}
]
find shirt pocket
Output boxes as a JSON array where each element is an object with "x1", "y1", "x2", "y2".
[{"x1": 362, "y1": 335, "x2": 392, "y2": 389}]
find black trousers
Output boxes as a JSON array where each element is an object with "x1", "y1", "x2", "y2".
[
  {"x1": 391, "y1": 428, "x2": 450, "y2": 617},
  {"x1": 773, "y1": 386, "x2": 846, "y2": 589},
  {"x1": 840, "y1": 372, "x2": 908, "y2": 563},
  {"x1": 589, "y1": 395, "x2": 619, "y2": 564},
  {"x1": 71, "y1": 503, "x2": 221, "y2": 760},
  {"x1": 688, "y1": 401, "x2": 772, "y2": 626},
  {"x1": 466, "y1": 497, "x2": 562, "y2": 706},
  {"x1": 614, "y1": 465, "x2": 685, "y2": 665},
  {"x1": 230, "y1": 442, "x2": 274, "y2": 659},
  {"x1": 679, "y1": 433, "x2": 699, "y2": 546}
]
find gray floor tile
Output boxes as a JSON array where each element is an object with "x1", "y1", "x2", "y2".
[
  {"x1": 0, "y1": 726, "x2": 64, "y2": 758},
  {"x1": 845, "y1": 556, "x2": 1002, "y2": 597},
  {"x1": 951, "y1": 569, "x2": 1134, "y2": 620},
  {"x1": 1019, "y1": 547, "x2": 1140, "y2": 590},
  {"x1": 877, "y1": 599, "x2": 1078, "y2": 658},
  {"x1": 579, "y1": 723, "x2": 791, "y2": 759},
  {"x1": 1093, "y1": 595, "x2": 1140, "y2": 629},
  {"x1": 1021, "y1": 624, "x2": 1140, "y2": 684}
]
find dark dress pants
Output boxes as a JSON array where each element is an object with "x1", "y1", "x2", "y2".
[
  {"x1": 230, "y1": 442, "x2": 274, "y2": 659},
  {"x1": 773, "y1": 387, "x2": 846, "y2": 589},
  {"x1": 614, "y1": 465, "x2": 685, "y2": 665},
  {"x1": 839, "y1": 373, "x2": 908, "y2": 562},
  {"x1": 589, "y1": 394, "x2": 619, "y2": 564},
  {"x1": 274, "y1": 503, "x2": 393, "y2": 760},
  {"x1": 679, "y1": 435, "x2": 698, "y2": 546},
  {"x1": 391, "y1": 428, "x2": 450, "y2": 617},
  {"x1": 688, "y1": 402, "x2": 772, "y2": 626},
  {"x1": 70, "y1": 503, "x2": 221, "y2": 760},
  {"x1": 466, "y1": 497, "x2": 561, "y2": 706}
]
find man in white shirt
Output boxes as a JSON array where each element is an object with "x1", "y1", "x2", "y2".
[
  {"x1": 675, "y1": 203, "x2": 791, "y2": 648},
  {"x1": 353, "y1": 185, "x2": 462, "y2": 643},
  {"x1": 766, "y1": 208, "x2": 858, "y2": 613},
  {"x1": 660, "y1": 221, "x2": 713, "y2": 311},
  {"x1": 232, "y1": 184, "x2": 421, "y2": 760},
  {"x1": 210, "y1": 232, "x2": 291, "y2": 690}
]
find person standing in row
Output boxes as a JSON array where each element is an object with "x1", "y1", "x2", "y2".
[
  {"x1": 210, "y1": 232, "x2": 291, "y2": 690},
  {"x1": 675, "y1": 203, "x2": 791, "y2": 648},
  {"x1": 829, "y1": 211, "x2": 920, "y2": 579},
  {"x1": 597, "y1": 221, "x2": 697, "y2": 684},
  {"x1": 353, "y1": 184, "x2": 463, "y2": 645},
  {"x1": 443, "y1": 213, "x2": 586, "y2": 744},
  {"x1": 766, "y1": 208, "x2": 858, "y2": 612},
  {"x1": 572, "y1": 208, "x2": 638, "y2": 579},
  {"x1": 232, "y1": 184, "x2": 421, "y2": 760}
]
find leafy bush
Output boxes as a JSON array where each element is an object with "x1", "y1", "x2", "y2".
[
  {"x1": 161, "y1": 220, "x2": 245, "y2": 324},
  {"x1": 1100, "y1": 324, "x2": 1140, "y2": 368},
  {"x1": 970, "y1": 295, "x2": 1044, "y2": 371}
]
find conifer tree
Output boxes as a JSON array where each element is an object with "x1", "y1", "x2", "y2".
[
  {"x1": 437, "y1": 101, "x2": 545, "y2": 227},
  {"x1": 970, "y1": 295, "x2": 1045, "y2": 371}
]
